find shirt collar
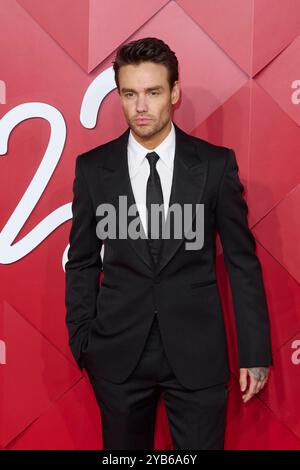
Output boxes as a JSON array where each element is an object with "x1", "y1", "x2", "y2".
[{"x1": 128, "y1": 121, "x2": 175, "y2": 178}]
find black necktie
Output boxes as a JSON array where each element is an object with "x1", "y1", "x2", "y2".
[{"x1": 146, "y1": 152, "x2": 165, "y2": 265}]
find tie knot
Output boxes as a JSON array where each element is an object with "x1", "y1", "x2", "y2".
[{"x1": 146, "y1": 151, "x2": 160, "y2": 168}]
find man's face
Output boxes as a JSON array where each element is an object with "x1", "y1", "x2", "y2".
[{"x1": 118, "y1": 61, "x2": 180, "y2": 141}]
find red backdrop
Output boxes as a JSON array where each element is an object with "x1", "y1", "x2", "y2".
[{"x1": 0, "y1": 0, "x2": 300, "y2": 450}]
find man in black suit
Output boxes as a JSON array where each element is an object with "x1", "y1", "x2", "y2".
[{"x1": 65, "y1": 37, "x2": 273, "y2": 450}]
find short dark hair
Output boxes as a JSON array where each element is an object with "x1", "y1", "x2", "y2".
[{"x1": 112, "y1": 37, "x2": 179, "y2": 92}]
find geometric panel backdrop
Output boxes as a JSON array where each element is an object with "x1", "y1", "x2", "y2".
[{"x1": 0, "y1": 0, "x2": 299, "y2": 449}]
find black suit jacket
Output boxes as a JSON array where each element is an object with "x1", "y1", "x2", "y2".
[{"x1": 65, "y1": 122, "x2": 273, "y2": 390}]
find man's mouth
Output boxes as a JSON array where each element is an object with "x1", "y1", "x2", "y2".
[{"x1": 135, "y1": 118, "x2": 152, "y2": 125}]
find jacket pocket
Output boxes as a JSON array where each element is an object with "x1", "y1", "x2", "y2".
[
  {"x1": 190, "y1": 279, "x2": 217, "y2": 289},
  {"x1": 100, "y1": 281, "x2": 121, "y2": 291}
]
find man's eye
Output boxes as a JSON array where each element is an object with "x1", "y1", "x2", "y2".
[{"x1": 124, "y1": 91, "x2": 159, "y2": 97}]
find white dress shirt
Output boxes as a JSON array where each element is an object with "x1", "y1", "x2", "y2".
[{"x1": 127, "y1": 121, "x2": 176, "y2": 236}]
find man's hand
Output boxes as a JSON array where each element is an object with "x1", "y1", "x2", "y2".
[{"x1": 239, "y1": 367, "x2": 269, "y2": 403}]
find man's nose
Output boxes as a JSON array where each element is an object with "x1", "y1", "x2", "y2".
[{"x1": 136, "y1": 95, "x2": 148, "y2": 112}]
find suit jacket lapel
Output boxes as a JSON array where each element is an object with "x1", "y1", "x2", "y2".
[
  {"x1": 97, "y1": 122, "x2": 208, "y2": 275},
  {"x1": 155, "y1": 123, "x2": 208, "y2": 274}
]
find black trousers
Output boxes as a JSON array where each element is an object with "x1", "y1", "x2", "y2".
[{"x1": 86, "y1": 315, "x2": 228, "y2": 450}]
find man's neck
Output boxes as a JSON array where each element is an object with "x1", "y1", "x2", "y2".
[{"x1": 130, "y1": 120, "x2": 172, "y2": 150}]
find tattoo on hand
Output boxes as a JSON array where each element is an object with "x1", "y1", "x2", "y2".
[{"x1": 248, "y1": 366, "x2": 269, "y2": 381}]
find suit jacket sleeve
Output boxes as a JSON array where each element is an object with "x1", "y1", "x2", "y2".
[
  {"x1": 215, "y1": 148, "x2": 273, "y2": 368},
  {"x1": 65, "y1": 154, "x2": 102, "y2": 370}
]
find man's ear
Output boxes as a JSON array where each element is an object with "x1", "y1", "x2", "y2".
[{"x1": 171, "y1": 81, "x2": 180, "y2": 105}]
